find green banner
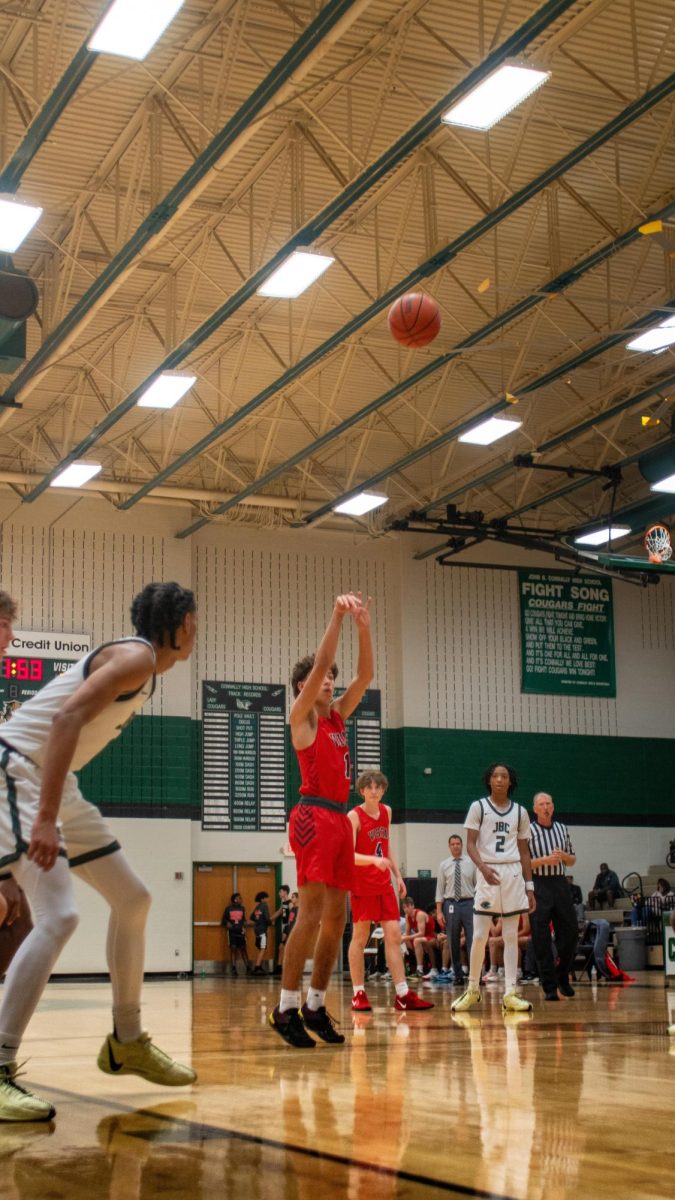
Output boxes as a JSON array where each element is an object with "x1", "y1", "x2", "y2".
[{"x1": 519, "y1": 570, "x2": 615, "y2": 697}]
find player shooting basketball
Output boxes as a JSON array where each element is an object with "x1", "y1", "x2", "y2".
[{"x1": 269, "y1": 591, "x2": 373, "y2": 1048}]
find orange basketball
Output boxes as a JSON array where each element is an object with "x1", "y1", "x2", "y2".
[{"x1": 388, "y1": 293, "x2": 441, "y2": 348}]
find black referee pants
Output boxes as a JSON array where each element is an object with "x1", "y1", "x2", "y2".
[{"x1": 531, "y1": 876, "x2": 578, "y2": 995}]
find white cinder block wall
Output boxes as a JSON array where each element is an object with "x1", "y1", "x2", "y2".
[{"x1": 0, "y1": 494, "x2": 672, "y2": 972}]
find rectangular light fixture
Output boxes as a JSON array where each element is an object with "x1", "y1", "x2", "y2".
[
  {"x1": 441, "y1": 62, "x2": 551, "y2": 131},
  {"x1": 0, "y1": 196, "x2": 42, "y2": 253},
  {"x1": 88, "y1": 0, "x2": 185, "y2": 60},
  {"x1": 50, "y1": 462, "x2": 102, "y2": 489},
  {"x1": 333, "y1": 492, "x2": 387, "y2": 517},
  {"x1": 137, "y1": 373, "x2": 196, "y2": 408},
  {"x1": 574, "y1": 526, "x2": 631, "y2": 546},
  {"x1": 650, "y1": 472, "x2": 675, "y2": 493},
  {"x1": 626, "y1": 315, "x2": 675, "y2": 354},
  {"x1": 257, "y1": 251, "x2": 334, "y2": 299},
  {"x1": 458, "y1": 416, "x2": 522, "y2": 445}
]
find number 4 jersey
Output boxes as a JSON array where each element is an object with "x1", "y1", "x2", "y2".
[
  {"x1": 464, "y1": 797, "x2": 530, "y2": 864},
  {"x1": 353, "y1": 802, "x2": 390, "y2": 894},
  {"x1": 296, "y1": 709, "x2": 351, "y2": 805}
]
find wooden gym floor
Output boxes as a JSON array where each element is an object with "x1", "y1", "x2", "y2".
[{"x1": 0, "y1": 974, "x2": 673, "y2": 1200}]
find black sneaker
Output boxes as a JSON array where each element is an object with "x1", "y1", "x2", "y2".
[
  {"x1": 268, "y1": 1006, "x2": 316, "y2": 1048},
  {"x1": 558, "y1": 980, "x2": 575, "y2": 998},
  {"x1": 544, "y1": 991, "x2": 560, "y2": 1001},
  {"x1": 300, "y1": 1004, "x2": 345, "y2": 1045}
]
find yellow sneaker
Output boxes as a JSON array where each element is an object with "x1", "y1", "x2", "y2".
[
  {"x1": 0, "y1": 1062, "x2": 55, "y2": 1122},
  {"x1": 502, "y1": 989, "x2": 533, "y2": 1013},
  {"x1": 97, "y1": 1033, "x2": 196, "y2": 1086},
  {"x1": 668, "y1": 1025, "x2": 675, "y2": 1036},
  {"x1": 451, "y1": 1012, "x2": 481, "y2": 1029},
  {"x1": 451, "y1": 986, "x2": 481, "y2": 1013},
  {"x1": 502, "y1": 1011, "x2": 533, "y2": 1027}
]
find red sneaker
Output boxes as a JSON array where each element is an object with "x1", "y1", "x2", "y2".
[
  {"x1": 351, "y1": 989, "x2": 372, "y2": 1012},
  {"x1": 394, "y1": 990, "x2": 434, "y2": 1011}
]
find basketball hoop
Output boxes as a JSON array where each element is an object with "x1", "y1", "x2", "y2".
[{"x1": 644, "y1": 523, "x2": 672, "y2": 563}]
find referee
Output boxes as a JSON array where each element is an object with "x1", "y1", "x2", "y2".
[{"x1": 528, "y1": 792, "x2": 579, "y2": 1001}]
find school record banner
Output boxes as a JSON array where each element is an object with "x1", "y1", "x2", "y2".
[{"x1": 518, "y1": 570, "x2": 616, "y2": 698}]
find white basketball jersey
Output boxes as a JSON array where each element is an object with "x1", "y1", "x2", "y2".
[
  {"x1": 464, "y1": 797, "x2": 530, "y2": 864},
  {"x1": 0, "y1": 638, "x2": 156, "y2": 770}
]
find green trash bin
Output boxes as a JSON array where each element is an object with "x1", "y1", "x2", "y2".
[{"x1": 614, "y1": 925, "x2": 647, "y2": 972}]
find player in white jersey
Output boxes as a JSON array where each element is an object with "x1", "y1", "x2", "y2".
[
  {"x1": 452, "y1": 763, "x2": 535, "y2": 1016},
  {"x1": 0, "y1": 582, "x2": 197, "y2": 1122}
]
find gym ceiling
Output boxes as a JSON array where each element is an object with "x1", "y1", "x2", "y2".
[{"x1": 1, "y1": 0, "x2": 675, "y2": 547}]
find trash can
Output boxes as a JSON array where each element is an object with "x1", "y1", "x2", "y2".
[{"x1": 614, "y1": 925, "x2": 647, "y2": 971}]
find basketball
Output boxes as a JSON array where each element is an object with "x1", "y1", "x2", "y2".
[{"x1": 388, "y1": 292, "x2": 441, "y2": 348}]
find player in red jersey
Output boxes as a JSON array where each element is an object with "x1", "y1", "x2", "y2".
[
  {"x1": 269, "y1": 591, "x2": 373, "y2": 1048},
  {"x1": 348, "y1": 770, "x2": 433, "y2": 1014},
  {"x1": 402, "y1": 896, "x2": 440, "y2": 979}
]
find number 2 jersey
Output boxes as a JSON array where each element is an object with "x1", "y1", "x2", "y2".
[
  {"x1": 464, "y1": 797, "x2": 530, "y2": 864},
  {"x1": 296, "y1": 709, "x2": 350, "y2": 805},
  {"x1": 353, "y1": 802, "x2": 390, "y2": 894}
]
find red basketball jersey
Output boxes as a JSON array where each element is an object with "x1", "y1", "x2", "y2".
[
  {"x1": 406, "y1": 908, "x2": 435, "y2": 939},
  {"x1": 353, "y1": 803, "x2": 391, "y2": 895},
  {"x1": 296, "y1": 709, "x2": 351, "y2": 805}
]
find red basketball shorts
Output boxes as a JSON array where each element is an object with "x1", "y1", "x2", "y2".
[
  {"x1": 289, "y1": 803, "x2": 354, "y2": 891},
  {"x1": 351, "y1": 886, "x2": 401, "y2": 924}
]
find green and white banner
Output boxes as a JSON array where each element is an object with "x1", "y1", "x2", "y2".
[{"x1": 519, "y1": 570, "x2": 615, "y2": 697}]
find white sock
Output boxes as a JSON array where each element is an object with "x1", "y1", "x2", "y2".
[
  {"x1": 279, "y1": 989, "x2": 301, "y2": 1013},
  {"x1": 0, "y1": 857, "x2": 79, "y2": 1061},
  {"x1": 306, "y1": 987, "x2": 325, "y2": 1011},
  {"x1": 73, "y1": 853, "x2": 151, "y2": 1018},
  {"x1": 113, "y1": 1003, "x2": 142, "y2": 1043},
  {"x1": 469, "y1": 915, "x2": 491, "y2": 988},
  {"x1": 395, "y1": 981, "x2": 408, "y2": 998},
  {"x1": 353, "y1": 984, "x2": 365, "y2": 995},
  {"x1": 502, "y1": 915, "x2": 519, "y2": 992},
  {"x1": 0, "y1": 1035, "x2": 19, "y2": 1067}
]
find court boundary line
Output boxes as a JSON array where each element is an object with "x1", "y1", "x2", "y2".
[{"x1": 43, "y1": 1083, "x2": 521, "y2": 1200}]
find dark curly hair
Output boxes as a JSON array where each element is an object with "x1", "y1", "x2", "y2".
[
  {"x1": 131, "y1": 582, "x2": 195, "y2": 649},
  {"x1": 483, "y1": 762, "x2": 518, "y2": 797},
  {"x1": 291, "y1": 653, "x2": 338, "y2": 697}
]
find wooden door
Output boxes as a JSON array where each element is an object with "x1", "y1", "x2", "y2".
[
  {"x1": 236, "y1": 864, "x2": 278, "y2": 965},
  {"x1": 193, "y1": 864, "x2": 233, "y2": 967}
]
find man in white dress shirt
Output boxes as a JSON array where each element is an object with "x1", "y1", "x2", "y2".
[{"x1": 435, "y1": 835, "x2": 476, "y2": 985}]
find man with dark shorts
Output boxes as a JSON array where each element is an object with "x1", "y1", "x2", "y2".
[
  {"x1": 269, "y1": 591, "x2": 373, "y2": 1048},
  {"x1": 221, "y1": 892, "x2": 250, "y2": 975}
]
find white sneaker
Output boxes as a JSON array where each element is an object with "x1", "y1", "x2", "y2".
[
  {"x1": 482, "y1": 970, "x2": 499, "y2": 982},
  {"x1": 423, "y1": 969, "x2": 438, "y2": 980},
  {"x1": 0, "y1": 1062, "x2": 55, "y2": 1122}
]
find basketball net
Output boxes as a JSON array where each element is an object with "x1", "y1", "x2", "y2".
[{"x1": 644, "y1": 524, "x2": 672, "y2": 563}]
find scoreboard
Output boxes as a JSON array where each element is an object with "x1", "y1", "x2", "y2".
[{"x1": 0, "y1": 629, "x2": 91, "y2": 715}]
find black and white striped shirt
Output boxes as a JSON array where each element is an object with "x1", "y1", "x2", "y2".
[{"x1": 528, "y1": 819, "x2": 574, "y2": 877}]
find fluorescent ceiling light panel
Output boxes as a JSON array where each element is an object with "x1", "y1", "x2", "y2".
[
  {"x1": 650, "y1": 471, "x2": 675, "y2": 494},
  {"x1": 137, "y1": 373, "x2": 196, "y2": 408},
  {"x1": 626, "y1": 315, "x2": 675, "y2": 354},
  {"x1": 574, "y1": 526, "x2": 631, "y2": 546},
  {"x1": 0, "y1": 196, "x2": 42, "y2": 252},
  {"x1": 50, "y1": 462, "x2": 102, "y2": 488},
  {"x1": 441, "y1": 63, "x2": 551, "y2": 131},
  {"x1": 333, "y1": 492, "x2": 387, "y2": 517},
  {"x1": 257, "y1": 251, "x2": 334, "y2": 298},
  {"x1": 88, "y1": 0, "x2": 185, "y2": 60},
  {"x1": 458, "y1": 416, "x2": 522, "y2": 445}
]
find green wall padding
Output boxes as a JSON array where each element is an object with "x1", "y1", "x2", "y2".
[{"x1": 79, "y1": 716, "x2": 674, "y2": 824}]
